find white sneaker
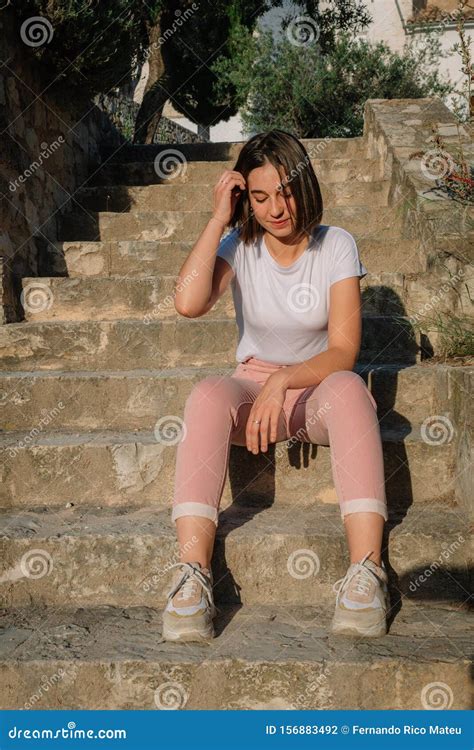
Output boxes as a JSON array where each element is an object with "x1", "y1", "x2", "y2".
[
  {"x1": 162, "y1": 561, "x2": 217, "y2": 642},
  {"x1": 331, "y1": 551, "x2": 389, "y2": 637}
]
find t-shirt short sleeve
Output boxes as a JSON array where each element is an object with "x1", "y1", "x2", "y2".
[
  {"x1": 215, "y1": 227, "x2": 241, "y2": 273},
  {"x1": 329, "y1": 229, "x2": 368, "y2": 285}
]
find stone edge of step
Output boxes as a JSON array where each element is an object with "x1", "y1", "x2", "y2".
[{"x1": 0, "y1": 501, "x2": 465, "y2": 538}]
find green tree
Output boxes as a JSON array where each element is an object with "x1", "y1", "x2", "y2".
[
  {"x1": 212, "y1": 24, "x2": 453, "y2": 138},
  {"x1": 7, "y1": 0, "x2": 162, "y2": 103},
  {"x1": 133, "y1": 0, "x2": 372, "y2": 143}
]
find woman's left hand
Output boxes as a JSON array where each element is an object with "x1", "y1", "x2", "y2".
[{"x1": 246, "y1": 371, "x2": 288, "y2": 454}]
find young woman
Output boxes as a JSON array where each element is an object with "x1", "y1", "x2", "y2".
[{"x1": 162, "y1": 129, "x2": 389, "y2": 642}]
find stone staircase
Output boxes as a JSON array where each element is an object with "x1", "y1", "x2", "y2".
[{"x1": 0, "y1": 136, "x2": 471, "y2": 710}]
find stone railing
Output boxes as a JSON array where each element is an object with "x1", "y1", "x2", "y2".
[
  {"x1": 363, "y1": 97, "x2": 473, "y2": 320},
  {"x1": 363, "y1": 97, "x2": 473, "y2": 522}
]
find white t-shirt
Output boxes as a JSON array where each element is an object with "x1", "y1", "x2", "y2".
[{"x1": 216, "y1": 224, "x2": 368, "y2": 364}]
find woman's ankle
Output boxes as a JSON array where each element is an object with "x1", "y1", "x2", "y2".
[{"x1": 180, "y1": 558, "x2": 211, "y2": 571}]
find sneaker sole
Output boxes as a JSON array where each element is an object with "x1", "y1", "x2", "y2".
[
  {"x1": 162, "y1": 612, "x2": 215, "y2": 642},
  {"x1": 331, "y1": 608, "x2": 387, "y2": 638}
]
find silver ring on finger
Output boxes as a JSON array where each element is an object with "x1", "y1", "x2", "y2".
[{"x1": 253, "y1": 420, "x2": 261, "y2": 424}]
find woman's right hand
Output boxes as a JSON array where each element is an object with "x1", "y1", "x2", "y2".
[{"x1": 212, "y1": 170, "x2": 246, "y2": 227}]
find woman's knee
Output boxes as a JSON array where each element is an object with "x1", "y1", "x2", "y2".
[
  {"x1": 319, "y1": 370, "x2": 377, "y2": 411},
  {"x1": 184, "y1": 375, "x2": 241, "y2": 415}
]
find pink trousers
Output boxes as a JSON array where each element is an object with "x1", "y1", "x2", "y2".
[{"x1": 171, "y1": 356, "x2": 388, "y2": 526}]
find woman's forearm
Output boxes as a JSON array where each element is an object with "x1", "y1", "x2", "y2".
[
  {"x1": 270, "y1": 347, "x2": 357, "y2": 390},
  {"x1": 174, "y1": 216, "x2": 227, "y2": 317}
]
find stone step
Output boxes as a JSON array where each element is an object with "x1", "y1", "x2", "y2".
[
  {"x1": 0, "y1": 504, "x2": 468, "y2": 609},
  {"x1": 48, "y1": 236, "x2": 427, "y2": 278},
  {"x1": 89, "y1": 156, "x2": 383, "y2": 187},
  {"x1": 86, "y1": 156, "x2": 383, "y2": 190},
  {"x1": 0, "y1": 317, "x2": 421, "y2": 370},
  {"x1": 75, "y1": 180, "x2": 391, "y2": 212},
  {"x1": 20, "y1": 271, "x2": 450, "y2": 322},
  {"x1": 0, "y1": 600, "x2": 469, "y2": 709},
  {"x1": 59, "y1": 207, "x2": 404, "y2": 243},
  {"x1": 100, "y1": 137, "x2": 367, "y2": 163},
  {"x1": 0, "y1": 423, "x2": 457, "y2": 509},
  {"x1": 0, "y1": 362, "x2": 450, "y2": 433}
]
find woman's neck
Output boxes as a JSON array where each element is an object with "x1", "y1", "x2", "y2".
[{"x1": 263, "y1": 229, "x2": 311, "y2": 263}]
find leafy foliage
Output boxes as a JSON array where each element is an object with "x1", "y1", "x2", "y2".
[
  {"x1": 212, "y1": 24, "x2": 454, "y2": 137},
  {"x1": 9, "y1": 0, "x2": 163, "y2": 97}
]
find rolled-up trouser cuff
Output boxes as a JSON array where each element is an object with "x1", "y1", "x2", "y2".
[
  {"x1": 171, "y1": 502, "x2": 219, "y2": 526},
  {"x1": 340, "y1": 498, "x2": 388, "y2": 521}
]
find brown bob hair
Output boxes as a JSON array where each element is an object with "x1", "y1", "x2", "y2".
[{"x1": 228, "y1": 129, "x2": 323, "y2": 245}]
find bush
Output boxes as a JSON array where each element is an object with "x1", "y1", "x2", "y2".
[{"x1": 212, "y1": 24, "x2": 454, "y2": 137}]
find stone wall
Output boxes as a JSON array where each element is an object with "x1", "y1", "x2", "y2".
[
  {"x1": 0, "y1": 7, "x2": 124, "y2": 323},
  {"x1": 364, "y1": 97, "x2": 473, "y2": 521},
  {"x1": 364, "y1": 97, "x2": 473, "y2": 328}
]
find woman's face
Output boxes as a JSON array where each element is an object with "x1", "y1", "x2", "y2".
[{"x1": 246, "y1": 161, "x2": 297, "y2": 237}]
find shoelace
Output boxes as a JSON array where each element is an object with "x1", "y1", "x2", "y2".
[
  {"x1": 332, "y1": 551, "x2": 383, "y2": 606},
  {"x1": 167, "y1": 562, "x2": 214, "y2": 605}
]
